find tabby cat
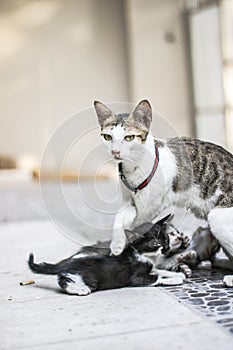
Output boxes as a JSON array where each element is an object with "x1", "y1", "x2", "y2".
[{"x1": 94, "y1": 99, "x2": 233, "y2": 287}]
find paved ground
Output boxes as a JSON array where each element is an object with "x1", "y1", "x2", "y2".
[{"x1": 1, "y1": 181, "x2": 233, "y2": 349}]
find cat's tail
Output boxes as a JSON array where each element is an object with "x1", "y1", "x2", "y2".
[{"x1": 28, "y1": 253, "x2": 62, "y2": 275}]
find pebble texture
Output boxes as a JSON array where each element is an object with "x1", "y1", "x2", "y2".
[{"x1": 164, "y1": 268, "x2": 233, "y2": 335}]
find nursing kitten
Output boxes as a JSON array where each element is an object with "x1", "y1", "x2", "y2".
[
  {"x1": 94, "y1": 100, "x2": 233, "y2": 287},
  {"x1": 152, "y1": 226, "x2": 220, "y2": 277},
  {"x1": 79, "y1": 218, "x2": 194, "y2": 277},
  {"x1": 28, "y1": 215, "x2": 185, "y2": 296},
  {"x1": 130, "y1": 220, "x2": 195, "y2": 278},
  {"x1": 187, "y1": 226, "x2": 233, "y2": 272},
  {"x1": 74, "y1": 216, "x2": 189, "y2": 257},
  {"x1": 188, "y1": 226, "x2": 220, "y2": 264},
  {"x1": 74, "y1": 217, "x2": 194, "y2": 277},
  {"x1": 152, "y1": 225, "x2": 230, "y2": 278}
]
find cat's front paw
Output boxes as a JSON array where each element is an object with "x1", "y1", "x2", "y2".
[{"x1": 110, "y1": 237, "x2": 126, "y2": 256}]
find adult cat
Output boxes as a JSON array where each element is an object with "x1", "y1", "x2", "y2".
[
  {"x1": 94, "y1": 99, "x2": 233, "y2": 286},
  {"x1": 28, "y1": 215, "x2": 185, "y2": 295}
]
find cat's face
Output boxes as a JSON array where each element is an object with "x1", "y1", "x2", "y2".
[
  {"x1": 127, "y1": 214, "x2": 171, "y2": 254},
  {"x1": 134, "y1": 230, "x2": 170, "y2": 254},
  {"x1": 94, "y1": 100, "x2": 152, "y2": 162},
  {"x1": 166, "y1": 226, "x2": 185, "y2": 251}
]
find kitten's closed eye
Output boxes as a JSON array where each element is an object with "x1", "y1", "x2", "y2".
[
  {"x1": 102, "y1": 134, "x2": 112, "y2": 141},
  {"x1": 124, "y1": 135, "x2": 135, "y2": 142}
]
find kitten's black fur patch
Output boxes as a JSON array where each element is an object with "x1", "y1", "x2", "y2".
[{"x1": 28, "y1": 215, "x2": 171, "y2": 293}]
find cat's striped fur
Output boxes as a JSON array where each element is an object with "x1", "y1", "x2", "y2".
[{"x1": 94, "y1": 99, "x2": 233, "y2": 287}]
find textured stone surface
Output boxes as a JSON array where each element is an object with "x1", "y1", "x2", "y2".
[{"x1": 164, "y1": 268, "x2": 233, "y2": 335}]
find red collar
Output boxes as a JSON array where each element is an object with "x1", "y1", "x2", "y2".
[{"x1": 118, "y1": 145, "x2": 159, "y2": 194}]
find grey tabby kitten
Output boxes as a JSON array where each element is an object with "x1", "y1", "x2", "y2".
[{"x1": 94, "y1": 99, "x2": 233, "y2": 287}]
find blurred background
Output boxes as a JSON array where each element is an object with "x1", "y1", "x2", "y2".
[
  {"x1": 2, "y1": 3, "x2": 233, "y2": 345},
  {"x1": 0, "y1": 0, "x2": 232, "y2": 178}
]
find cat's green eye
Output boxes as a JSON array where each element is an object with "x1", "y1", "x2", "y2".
[
  {"x1": 102, "y1": 134, "x2": 112, "y2": 141},
  {"x1": 124, "y1": 135, "x2": 135, "y2": 142}
]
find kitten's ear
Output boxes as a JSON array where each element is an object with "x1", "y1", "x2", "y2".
[
  {"x1": 131, "y1": 99, "x2": 152, "y2": 129},
  {"x1": 94, "y1": 101, "x2": 114, "y2": 127},
  {"x1": 125, "y1": 229, "x2": 142, "y2": 243},
  {"x1": 154, "y1": 213, "x2": 173, "y2": 227}
]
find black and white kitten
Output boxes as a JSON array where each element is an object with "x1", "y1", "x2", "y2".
[{"x1": 28, "y1": 215, "x2": 185, "y2": 296}]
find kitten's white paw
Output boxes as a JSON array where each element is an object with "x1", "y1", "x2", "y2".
[
  {"x1": 153, "y1": 276, "x2": 184, "y2": 286},
  {"x1": 166, "y1": 276, "x2": 184, "y2": 285},
  {"x1": 175, "y1": 272, "x2": 186, "y2": 281},
  {"x1": 66, "y1": 283, "x2": 91, "y2": 296},
  {"x1": 110, "y1": 237, "x2": 126, "y2": 256},
  {"x1": 223, "y1": 275, "x2": 233, "y2": 287},
  {"x1": 62, "y1": 273, "x2": 91, "y2": 296}
]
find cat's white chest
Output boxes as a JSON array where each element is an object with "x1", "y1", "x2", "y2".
[
  {"x1": 129, "y1": 186, "x2": 168, "y2": 227},
  {"x1": 128, "y1": 146, "x2": 177, "y2": 225}
]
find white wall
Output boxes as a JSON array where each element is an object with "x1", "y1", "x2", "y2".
[
  {"x1": 189, "y1": 5, "x2": 225, "y2": 147},
  {"x1": 0, "y1": 0, "x2": 195, "y2": 174},
  {"x1": 221, "y1": 0, "x2": 233, "y2": 152},
  {"x1": 126, "y1": 0, "x2": 193, "y2": 137},
  {"x1": 0, "y1": 0, "x2": 128, "y2": 170}
]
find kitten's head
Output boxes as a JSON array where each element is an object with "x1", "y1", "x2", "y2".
[
  {"x1": 126, "y1": 214, "x2": 171, "y2": 254},
  {"x1": 94, "y1": 100, "x2": 152, "y2": 161}
]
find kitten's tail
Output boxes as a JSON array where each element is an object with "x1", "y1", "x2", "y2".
[{"x1": 28, "y1": 253, "x2": 62, "y2": 275}]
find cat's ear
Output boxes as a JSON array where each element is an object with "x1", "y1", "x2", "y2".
[
  {"x1": 131, "y1": 99, "x2": 152, "y2": 130},
  {"x1": 125, "y1": 229, "x2": 142, "y2": 243},
  {"x1": 94, "y1": 101, "x2": 114, "y2": 127}
]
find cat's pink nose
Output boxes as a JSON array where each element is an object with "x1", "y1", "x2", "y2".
[{"x1": 112, "y1": 150, "x2": 121, "y2": 158}]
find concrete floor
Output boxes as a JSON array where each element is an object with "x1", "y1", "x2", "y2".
[{"x1": 1, "y1": 181, "x2": 233, "y2": 349}]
